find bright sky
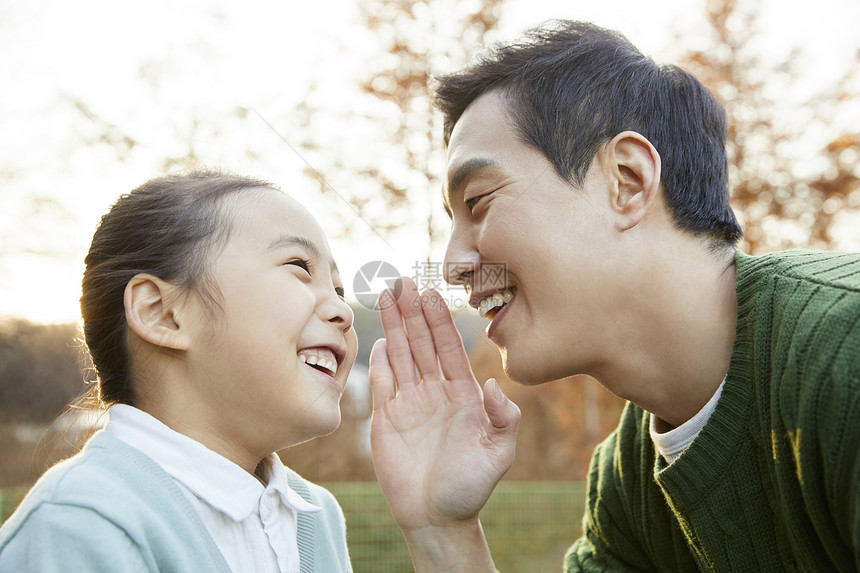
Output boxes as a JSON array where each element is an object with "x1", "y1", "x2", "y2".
[{"x1": 1, "y1": 0, "x2": 858, "y2": 324}]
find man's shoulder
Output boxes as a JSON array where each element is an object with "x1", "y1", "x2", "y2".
[
  {"x1": 733, "y1": 250, "x2": 860, "y2": 420},
  {"x1": 740, "y1": 250, "x2": 860, "y2": 337},
  {"x1": 735, "y1": 249, "x2": 860, "y2": 358},
  {"x1": 736, "y1": 249, "x2": 860, "y2": 293}
]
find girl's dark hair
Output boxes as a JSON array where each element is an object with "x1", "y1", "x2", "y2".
[
  {"x1": 79, "y1": 169, "x2": 278, "y2": 408},
  {"x1": 434, "y1": 20, "x2": 743, "y2": 247}
]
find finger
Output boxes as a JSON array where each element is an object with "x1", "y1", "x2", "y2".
[
  {"x1": 483, "y1": 378, "x2": 521, "y2": 445},
  {"x1": 396, "y1": 278, "x2": 444, "y2": 382},
  {"x1": 421, "y1": 289, "x2": 474, "y2": 381},
  {"x1": 378, "y1": 284, "x2": 419, "y2": 387},
  {"x1": 369, "y1": 338, "x2": 396, "y2": 407}
]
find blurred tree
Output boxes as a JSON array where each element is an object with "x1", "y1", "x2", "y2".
[
  {"x1": 0, "y1": 320, "x2": 95, "y2": 486},
  {"x1": 679, "y1": 0, "x2": 860, "y2": 253},
  {"x1": 0, "y1": 320, "x2": 88, "y2": 424},
  {"x1": 295, "y1": 0, "x2": 503, "y2": 250}
]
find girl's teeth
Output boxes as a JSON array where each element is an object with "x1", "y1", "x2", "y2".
[
  {"x1": 503, "y1": 290, "x2": 513, "y2": 303},
  {"x1": 492, "y1": 293, "x2": 504, "y2": 306},
  {"x1": 301, "y1": 355, "x2": 336, "y2": 373},
  {"x1": 299, "y1": 350, "x2": 337, "y2": 374}
]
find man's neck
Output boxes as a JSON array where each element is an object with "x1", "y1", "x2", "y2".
[{"x1": 596, "y1": 242, "x2": 738, "y2": 428}]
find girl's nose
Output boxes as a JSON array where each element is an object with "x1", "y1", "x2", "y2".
[{"x1": 322, "y1": 290, "x2": 354, "y2": 332}]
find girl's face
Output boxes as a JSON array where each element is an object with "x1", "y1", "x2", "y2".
[{"x1": 182, "y1": 188, "x2": 357, "y2": 456}]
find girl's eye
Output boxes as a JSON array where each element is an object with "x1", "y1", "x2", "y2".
[
  {"x1": 335, "y1": 286, "x2": 346, "y2": 299},
  {"x1": 286, "y1": 259, "x2": 311, "y2": 274}
]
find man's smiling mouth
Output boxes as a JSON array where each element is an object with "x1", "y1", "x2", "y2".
[{"x1": 477, "y1": 287, "x2": 516, "y2": 319}]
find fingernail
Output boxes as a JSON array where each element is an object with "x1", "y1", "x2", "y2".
[{"x1": 491, "y1": 378, "x2": 505, "y2": 402}]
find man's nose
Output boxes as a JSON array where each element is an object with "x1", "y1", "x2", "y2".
[{"x1": 443, "y1": 231, "x2": 479, "y2": 288}]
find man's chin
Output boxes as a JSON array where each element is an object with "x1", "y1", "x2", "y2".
[{"x1": 501, "y1": 352, "x2": 561, "y2": 386}]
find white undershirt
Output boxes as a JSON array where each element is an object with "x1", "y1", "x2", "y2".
[
  {"x1": 649, "y1": 379, "x2": 726, "y2": 464},
  {"x1": 104, "y1": 404, "x2": 321, "y2": 573}
]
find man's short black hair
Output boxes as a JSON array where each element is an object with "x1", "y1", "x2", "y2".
[{"x1": 434, "y1": 20, "x2": 743, "y2": 247}]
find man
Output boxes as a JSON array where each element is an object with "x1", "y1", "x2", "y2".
[{"x1": 368, "y1": 20, "x2": 860, "y2": 572}]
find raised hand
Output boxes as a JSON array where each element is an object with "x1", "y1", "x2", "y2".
[{"x1": 369, "y1": 277, "x2": 520, "y2": 570}]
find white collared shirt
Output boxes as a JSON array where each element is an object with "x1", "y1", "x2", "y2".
[
  {"x1": 104, "y1": 404, "x2": 321, "y2": 573},
  {"x1": 650, "y1": 378, "x2": 726, "y2": 464}
]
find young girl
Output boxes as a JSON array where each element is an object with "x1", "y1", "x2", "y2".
[{"x1": 0, "y1": 170, "x2": 357, "y2": 572}]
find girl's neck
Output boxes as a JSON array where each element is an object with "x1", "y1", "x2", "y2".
[{"x1": 135, "y1": 391, "x2": 268, "y2": 475}]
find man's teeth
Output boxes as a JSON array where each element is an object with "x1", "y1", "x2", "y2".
[
  {"x1": 478, "y1": 288, "x2": 516, "y2": 318},
  {"x1": 299, "y1": 349, "x2": 337, "y2": 374}
]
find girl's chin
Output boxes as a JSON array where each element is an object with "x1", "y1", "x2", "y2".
[
  {"x1": 277, "y1": 410, "x2": 342, "y2": 450},
  {"x1": 312, "y1": 411, "x2": 343, "y2": 438}
]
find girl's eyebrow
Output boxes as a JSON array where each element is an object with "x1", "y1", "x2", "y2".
[{"x1": 267, "y1": 234, "x2": 340, "y2": 275}]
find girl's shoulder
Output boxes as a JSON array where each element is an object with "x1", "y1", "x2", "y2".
[
  {"x1": 0, "y1": 432, "x2": 232, "y2": 572},
  {"x1": 1, "y1": 431, "x2": 190, "y2": 541}
]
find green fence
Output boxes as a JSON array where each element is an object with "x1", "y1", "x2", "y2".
[
  {"x1": 2, "y1": 481, "x2": 585, "y2": 573},
  {"x1": 327, "y1": 481, "x2": 585, "y2": 573}
]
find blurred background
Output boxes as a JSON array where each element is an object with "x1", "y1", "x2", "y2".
[{"x1": 1, "y1": 0, "x2": 859, "y2": 570}]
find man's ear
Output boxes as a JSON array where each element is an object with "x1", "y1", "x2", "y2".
[
  {"x1": 124, "y1": 274, "x2": 192, "y2": 351},
  {"x1": 604, "y1": 131, "x2": 662, "y2": 231}
]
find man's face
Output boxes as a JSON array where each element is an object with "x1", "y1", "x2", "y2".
[{"x1": 443, "y1": 91, "x2": 619, "y2": 384}]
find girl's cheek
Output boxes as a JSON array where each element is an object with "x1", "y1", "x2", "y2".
[{"x1": 346, "y1": 329, "x2": 359, "y2": 362}]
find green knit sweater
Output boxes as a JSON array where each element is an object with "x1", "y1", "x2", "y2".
[{"x1": 565, "y1": 250, "x2": 860, "y2": 572}]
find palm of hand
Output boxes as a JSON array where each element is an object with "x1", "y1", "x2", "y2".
[{"x1": 369, "y1": 279, "x2": 519, "y2": 532}]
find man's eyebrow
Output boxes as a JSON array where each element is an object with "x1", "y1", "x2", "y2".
[
  {"x1": 268, "y1": 234, "x2": 339, "y2": 275},
  {"x1": 443, "y1": 157, "x2": 502, "y2": 220},
  {"x1": 447, "y1": 157, "x2": 502, "y2": 195}
]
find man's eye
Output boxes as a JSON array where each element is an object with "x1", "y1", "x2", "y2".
[{"x1": 465, "y1": 195, "x2": 484, "y2": 212}]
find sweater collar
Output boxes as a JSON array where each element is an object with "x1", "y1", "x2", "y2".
[{"x1": 652, "y1": 250, "x2": 759, "y2": 509}]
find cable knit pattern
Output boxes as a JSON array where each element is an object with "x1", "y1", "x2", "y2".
[{"x1": 565, "y1": 250, "x2": 860, "y2": 572}]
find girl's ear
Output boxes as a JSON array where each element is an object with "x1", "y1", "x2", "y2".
[
  {"x1": 604, "y1": 131, "x2": 662, "y2": 232},
  {"x1": 124, "y1": 274, "x2": 192, "y2": 351}
]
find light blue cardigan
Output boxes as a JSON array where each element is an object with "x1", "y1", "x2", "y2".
[{"x1": 0, "y1": 431, "x2": 352, "y2": 572}]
